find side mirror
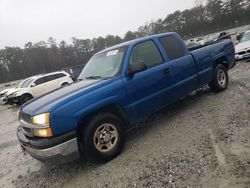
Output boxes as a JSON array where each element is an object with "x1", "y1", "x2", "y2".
[
  {"x1": 31, "y1": 83, "x2": 36, "y2": 87},
  {"x1": 127, "y1": 61, "x2": 147, "y2": 76}
]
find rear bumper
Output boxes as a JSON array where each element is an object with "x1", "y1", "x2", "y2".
[{"x1": 17, "y1": 127, "x2": 80, "y2": 164}]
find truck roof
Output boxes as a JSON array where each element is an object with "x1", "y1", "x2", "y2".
[{"x1": 97, "y1": 32, "x2": 177, "y2": 54}]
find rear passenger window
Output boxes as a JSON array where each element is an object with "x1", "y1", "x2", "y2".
[
  {"x1": 44, "y1": 75, "x2": 57, "y2": 82},
  {"x1": 160, "y1": 35, "x2": 186, "y2": 60},
  {"x1": 130, "y1": 40, "x2": 163, "y2": 68},
  {"x1": 34, "y1": 77, "x2": 46, "y2": 86},
  {"x1": 54, "y1": 73, "x2": 66, "y2": 79}
]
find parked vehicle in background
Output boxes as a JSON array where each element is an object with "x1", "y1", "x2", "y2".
[
  {"x1": 17, "y1": 32, "x2": 235, "y2": 164},
  {"x1": 63, "y1": 64, "x2": 86, "y2": 81},
  {"x1": 0, "y1": 89, "x2": 11, "y2": 104},
  {"x1": 1, "y1": 88, "x2": 18, "y2": 104},
  {"x1": 185, "y1": 40, "x2": 201, "y2": 48},
  {"x1": 7, "y1": 71, "x2": 73, "y2": 105},
  {"x1": 235, "y1": 31, "x2": 250, "y2": 61},
  {"x1": 237, "y1": 32, "x2": 245, "y2": 41},
  {"x1": 0, "y1": 89, "x2": 9, "y2": 98},
  {"x1": 203, "y1": 32, "x2": 230, "y2": 45},
  {"x1": 1, "y1": 78, "x2": 32, "y2": 104}
]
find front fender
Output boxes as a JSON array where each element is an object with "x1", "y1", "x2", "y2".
[
  {"x1": 16, "y1": 90, "x2": 34, "y2": 97},
  {"x1": 73, "y1": 96, "x2": 121, "y2": 122},
  {"x1": 49, "y1": 78, "x2": 129, "y2": 136}
]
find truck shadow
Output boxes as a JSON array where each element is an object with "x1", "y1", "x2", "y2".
[{"x1": 14, "y1": 87, "x2": 215, "y2": 187}]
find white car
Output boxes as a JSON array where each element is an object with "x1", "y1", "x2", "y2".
[
  {"x1": 0, "y1": 78, "x2": 31, "y2": 104},
  {"x1": 7, "y1": 71, "x2": 73, "y2": 105},
  {"x1": 0, "y1": 89, "x2": 10, "y2": 98},
  {"x1": 235, "y1": 30, "x2": 250, "y2": 61}
]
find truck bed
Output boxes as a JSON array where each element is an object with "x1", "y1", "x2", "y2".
[{"x1": 189, "y1": 39, "x2": 235, "y2": 87}]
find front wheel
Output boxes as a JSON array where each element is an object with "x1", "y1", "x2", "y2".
[
  {"x1": 209, "y1": 64, "x2": 228, "y2": 93},
  {"x1": 19, "y1": 94, "x2": 33, "y2": 105},
  {"x1": 82, "y1": 113, "x2": 125, "y2": 163}
]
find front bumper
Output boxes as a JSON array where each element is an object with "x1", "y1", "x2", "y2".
[
  {"x1": 17, "y1": 127, "x2": 80, "y2": 164},
  {"x1": 235, "y1": 52, "x2": 250, "y2": 61},
  {"x1": 1, "y1": 96, "x2": 8, "y2": 104},
  {"x1": 8, "y1": 96, "x2": 20, "y2": 104}
]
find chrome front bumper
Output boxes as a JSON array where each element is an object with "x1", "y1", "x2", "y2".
[
  {"x1": 20, "y1": 138, "x2": 80, "y2": 163},
  {"x1": 17, "y1": 128, "x2": 80, "y2": 164}
]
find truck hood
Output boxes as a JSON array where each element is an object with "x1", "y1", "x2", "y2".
[
  {"x1": 21, "y1": 79, "x2": 106, "y2": 115},
  {"x1": 235, "y1": 41, "x2": 250, "y2": 52}
]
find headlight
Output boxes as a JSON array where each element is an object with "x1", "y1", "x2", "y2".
[
  {"x1": 32, "y1": 113, "x2": 53, "y2": 137},
  {"x1": 32, "y1": 113, "x2": 50, "y2": 126},
  {"x1": 33, "y1": 128, "x2": 53, "y2": 137}
]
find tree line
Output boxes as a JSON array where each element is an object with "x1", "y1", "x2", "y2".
[{"x1": 0, "y1": 0, "x2": 249, "y2": 83}]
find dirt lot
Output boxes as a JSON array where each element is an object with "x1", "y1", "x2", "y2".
[{"x1": 0, "y1": 61, "x2": 249, "y2": 188}]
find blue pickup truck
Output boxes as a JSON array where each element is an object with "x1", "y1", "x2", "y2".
[{"x1": 17, "y1": 32, "x2": 235, "y2": 163}]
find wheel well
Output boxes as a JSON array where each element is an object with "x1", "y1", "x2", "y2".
[
  {"x1": 214, "y1": 57, "x2": 229, "y2": 70},
  {"x1": 61, "y1": 82, "x2": 69, "y2": 86},
  {"x1": 76, "y1": 104, "x2": 129, "y2": 143},
  {"x1": 21, "y1": 93, "x2": 33, "y2": 98}
]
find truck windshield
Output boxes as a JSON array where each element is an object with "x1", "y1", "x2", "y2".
[{"x1": 78, "y1": 46, "x2": 127, "y2": 80}]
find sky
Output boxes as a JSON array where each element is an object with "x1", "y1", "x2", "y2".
[{"x1": 0, "y1": 0, "x2": 196, "y2": 48}]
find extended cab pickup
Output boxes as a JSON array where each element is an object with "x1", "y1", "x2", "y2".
[{"x1": 17, "y1": 32, "x2": 235, "y2": 163}]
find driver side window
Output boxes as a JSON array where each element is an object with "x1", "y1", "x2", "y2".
[{"x1": 130, "y1": 40, "x2": 163, "y2": 68}]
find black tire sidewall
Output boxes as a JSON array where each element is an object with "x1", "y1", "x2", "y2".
[
  {"x1": 210, "y1": 64, "x2": 228, "y2": 92},
  {"x1": 82, "y1": 113, "x2": 125, "y2": 162}
]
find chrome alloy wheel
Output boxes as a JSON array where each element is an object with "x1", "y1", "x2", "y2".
[
  {"x1": 217, "y1": 69, "x2": 227, "y2": 88},
  {"x1": 93, "y1": 123, "x2": 118, "y2": 152}
]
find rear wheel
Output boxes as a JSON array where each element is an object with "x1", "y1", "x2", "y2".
[
  {"x1": 81, "y1": 113, "x2": 125, "y2": 163},
  {"x1": 209, "y1": 64, "x2": 228, "y2": 93},
  {"x1": 19, "y1": 94, "x2": 33, "y2": 105}
]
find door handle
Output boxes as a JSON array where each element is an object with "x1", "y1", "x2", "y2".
[{"x1": 163, "y1": 67, "x2": 171, "y2": 74}]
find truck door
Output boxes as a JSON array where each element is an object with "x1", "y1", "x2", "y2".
[
  {"x1": 159, "y1": 35, "x2": 198, "y2": 99},
  {"x1": 122, "y1": 40, "x2": 176, "y2": 119}
]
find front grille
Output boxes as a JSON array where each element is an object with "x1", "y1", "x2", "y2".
[
  {"x1": 238, "y1": 51, "x2": 246, "y2": 55},
  {"x1": 20, "y1": 111, "x2": 32, "y2": 123},
  {"x1": 22, "y1": 127, "x2": 33, "y2": 137}
]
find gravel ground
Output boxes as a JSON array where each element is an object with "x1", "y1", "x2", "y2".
[{"x1": 0, "y1": 61, "x2": 249, "y2": 188}]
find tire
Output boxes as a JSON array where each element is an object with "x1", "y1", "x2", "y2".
[
  {"x1": 19, "y1": 94, "x2": 33, "y2": 105},
  {"x1": 82, "y1": 113, "x2": 125, "y2": 163},
  {"x1": 209, "y1": 64, "x2": 228, "y2": 93}
]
